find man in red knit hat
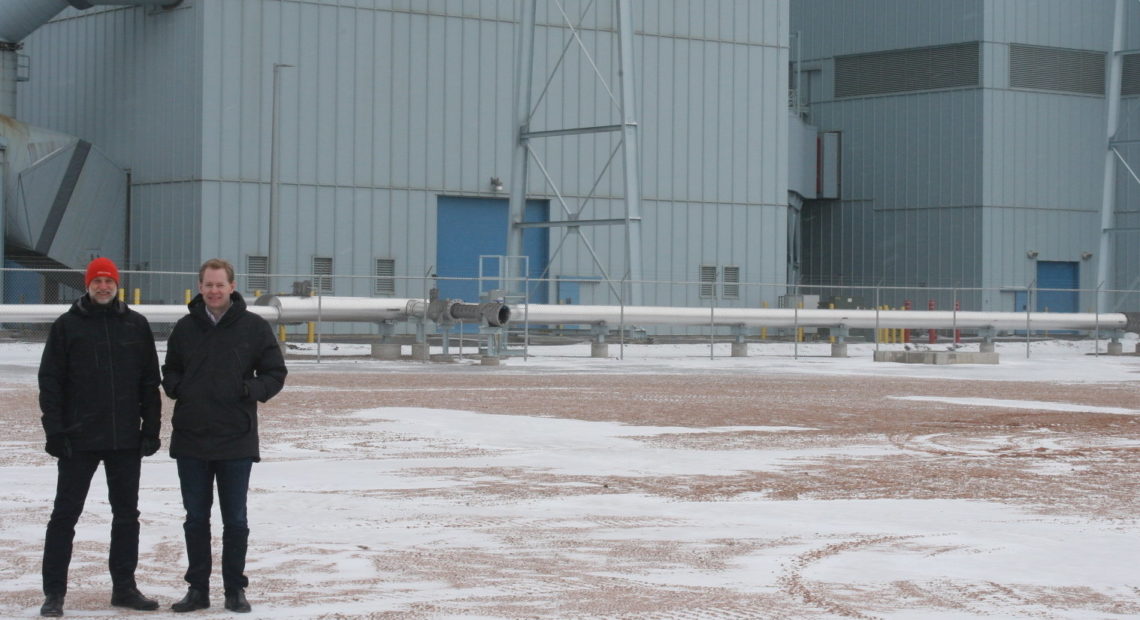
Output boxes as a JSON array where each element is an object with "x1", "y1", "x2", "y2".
[{"x1": 37, "y1": 257, "x2": 163, "y2": 617}]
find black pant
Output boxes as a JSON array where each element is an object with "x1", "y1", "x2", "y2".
[
  {"x1": 42, "y1": 449, "x2": 142, "y2": 596},
  {"x1": 176, "y1": 456, "x2": 253, "y2": 594}
]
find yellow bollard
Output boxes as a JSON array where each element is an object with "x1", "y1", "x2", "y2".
[
  {"x1": 254, "y1": 290, "x2": 262, "y2": 299},
  {"x1": 796, "y1": 303, "x2": 804, "y2": 342},
  {"x1": 184, "y1": 289, "x2": 192, "y2": 304},
  {"x1": 118, "y1": 288, "x2": 126, "y2": 302},
  {"x1": 828, "y1": 303, "x2": 836, "y2": 343},
  {"x1": 307, "y1": 322, "x2": 315, "y2": 343},
  {"x1": 760, "y1": 301, "x2": 768, "y2": 340},
  {"x1": 278, "y1": 325, "x2": 287, "y2": 343},
  {"x1": 133, "y1": 288, "x2": 141, "y2": 305}
]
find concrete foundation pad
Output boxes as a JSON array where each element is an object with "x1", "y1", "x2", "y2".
[
  {"x1": 429, "y1": 354, "x2": 456, "y2": 363},
  {"x1": 979, "y1": 342, "x2": 995, "y2": 353},
  {"x1": 1108, "y1": 342, "x2": 1123, "y2": 355},
  {"x1": 591, "y1": 343, "x2": 609, "y2": 358},
  {"x1": 874, "y1": 350, "x2": 999, "y2": 365},
  {"x1": 411, "y1": 344, "x2": 430, "y2": 361},
  {"x1": 731, "y1": 342, "x2": 748, "y2": 357},
  {"x1": 831, "y1": 343, "x2": 848, "y2": 358},
  {"x1": 480, "y1": 356, "x2": 500, "y2": 366},
  {"x1": 371, "y1": 343, "x2": 402, "y2": 359}
]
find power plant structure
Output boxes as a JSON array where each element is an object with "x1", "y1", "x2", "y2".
[{"x1": 1, "y1": 0, "x2": 1137, "y2": 349}]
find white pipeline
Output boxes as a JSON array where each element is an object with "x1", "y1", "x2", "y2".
[{"x1": 1, "y1": 299, "x2": 1136, "y2": 334}]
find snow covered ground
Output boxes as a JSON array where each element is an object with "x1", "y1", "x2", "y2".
[{"x1": 1, "y1": 336, "x2": 1138, "y2": 618}]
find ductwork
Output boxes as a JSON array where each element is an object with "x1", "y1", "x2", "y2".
[
  {"x1": 0, "y1": 0, "x2": 181, "y2": 118},
  {"x1": 1, "y1": 0, "x2": 177, "y2": 288},
  {"x1": 0, "y1": 1, "x2": 178, "y2": 46}
]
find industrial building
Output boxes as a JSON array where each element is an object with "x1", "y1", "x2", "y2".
[
  {"x1": 3, "y1": 0, "x2": 790, "y2": 321},
  {"x1": 1, "y1": 0, "x2": 1135, "y2": 334},
  {"x1": 791, "y1": 0, "x2": 1139, "y2": 314}
]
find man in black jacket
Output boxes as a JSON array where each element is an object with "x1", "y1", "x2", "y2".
[
  {"x1": 162, "y1": 258, "x2": 287, "y2": 614},
  {"x1": 38, "y1": 257, "x2": 162, "y2": 617}
]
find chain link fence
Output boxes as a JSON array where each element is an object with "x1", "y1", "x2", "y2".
[{"x1": 2, "y1": 267, "x2": 1137, "y2": 358}]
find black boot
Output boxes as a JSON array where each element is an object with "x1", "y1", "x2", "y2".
[
  {"x1": 111, "y1": 586, "x2": 159, "y2": 611},
  {"x1": 40, "y1": 593, "x2": 64, "y2": 617},
  {"x1": 171, "y1": 588, "x2": 209, "y2": 613},
  {"x1": 224, "y1": 589, "x2": 251, "y2": 613}
]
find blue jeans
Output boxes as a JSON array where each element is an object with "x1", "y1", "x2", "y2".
[
  {"x1": 43, "y1": 450, "x2": 142, "y2": 595},
  {"x1": 176, "y1": 457, "x2": 253, "y2": 594}
]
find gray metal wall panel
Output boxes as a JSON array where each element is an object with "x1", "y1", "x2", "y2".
[
  {"x1": 792, "y1": 0, "x2": 984, "y2": 61},
  {"x1": 802, "y1": 202, "x2": 983, "y2": 291},
  {"x1": 811, "y1": 90, "x2": 984, "y2": 211},
  {"x1": 22, "y1": 0, "x2": 791, "y2": 322},
  {"x1": 18, "y1": 2, "x2": 203, "y2": 275},
  {"x1": 984, "y1": 0, "x2": 1112, "y2": 50},
  {"x1": 980, "y1": 208, "x2": 1099, "y2": 310},
  {"x1": 982, "y1": 90, "x2": 1103, "y2": 210}
]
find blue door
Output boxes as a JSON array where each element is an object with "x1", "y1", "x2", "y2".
[
  {"x1": 436, "y1": 196, "x2": 549, "y2": 305},
  {"x1": 1014, "y1": 262, "x2": 1079, "y2": 313},
  {"x1": 1035, "y1": 261, "x2": 1078, "y2": 314}
]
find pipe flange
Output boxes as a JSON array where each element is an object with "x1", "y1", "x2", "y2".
[{"x1": 1125, "y1": 312, "x2": 1140, "y2": 335}]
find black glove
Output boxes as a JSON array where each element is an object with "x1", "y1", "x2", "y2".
[
  {"x1": 140, "y1": 436, "x2": 161, "y2": 457},
  {"x1": 45, "y1": 434, "x2": 72, "y2": 459}
]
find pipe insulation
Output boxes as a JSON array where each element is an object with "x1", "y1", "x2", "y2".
[
  {"x1": 263, "y1": 295, "x2": 510, "y2": 327},
  {"x1": 516, "y1": 304, "x2": 1133, "y2": 333},
  {"x1": 0, "y1": 300, "x2": 1134, "y2": 335}
]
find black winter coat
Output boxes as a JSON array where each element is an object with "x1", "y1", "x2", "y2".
[
  {"x1": 162, "y1": 291, "x2": 287, "y2": 461},
  {"x1": 38, "y1": 295, "x2": 162, "y2": 451}
]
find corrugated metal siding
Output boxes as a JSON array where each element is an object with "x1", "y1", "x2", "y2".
[
  {"x1": 811, "y1": 90, "x2": 984, "y2": 212},
  {"x1": 980, "y1": 208, "x2": 1099, "y2": 310},
  {"x1": 791, "y1": 0, "x2": 985, "y2": 62},
  {"x1": 981, "y1": 89, "x2": 1104, "y2": 209},
  {"x1": 984, "y1": 0, "x2": 1113, "y2": 50},
  {"x1": 17, "y1": 2, "x2": 203, "y2": 276},
  {"x1": 802, "y1": 202, "x2": 982, "y2": 291},
  {"x1": 20, "y1": 0, "x2": 791, "y2": 322},
  {"x1": 792, "y1": 0, "x2": 1126, "y2": 307},
  {"x1": 198, "y1": 0, "x2": 523, "y2": 284}
]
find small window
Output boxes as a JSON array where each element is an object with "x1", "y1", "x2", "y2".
[
  {"x1": 722, "y1": 266, "x2": 740, "y2": 299},
  {"x1": 312, "y1": 257, "x2": 334, "y2": 295},
  {"x1": 374, "y1": 258, "x2": 396, "y2": 296},
  {"x1": 246, "y1": 255, "x2": 268, "y2": 293},
  {"x1": 699, "y1": 265, "x2": 717, "y2": 299}
]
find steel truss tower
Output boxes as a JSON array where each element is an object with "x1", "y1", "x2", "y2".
[
  {"x1": 507, "y1": 0, "x2": 644, "y2": 305},
  {"x1": 1101, "y1": 0, "x2": 1140, "y2": 310}
]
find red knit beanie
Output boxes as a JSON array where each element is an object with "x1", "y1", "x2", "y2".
[{"x1": 85, "y1": 257, "x2": 120, "y2": 288}]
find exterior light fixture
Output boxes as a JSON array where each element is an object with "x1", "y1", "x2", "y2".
[
  {"x1": 1080, "y1": 251, "x2": 1093, "y2": 260},
  {"x1": 1026, "y1": 250, "x2": 1039, "y2": 259},
  {"x1": 490, "y1": 176, "x2": 504, "y2": 192}
]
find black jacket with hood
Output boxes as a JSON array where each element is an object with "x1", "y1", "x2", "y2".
[
  {"x1": 162, "y1": 291, "x2": 287, "y2": 461},
  {"x1": 38, "y1": 295, "x2": 162, "y2": 451}
]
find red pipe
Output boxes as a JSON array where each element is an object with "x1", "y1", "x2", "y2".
[{"x1": 928, "y1": 299, "x2": 937, "y2": 344}]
